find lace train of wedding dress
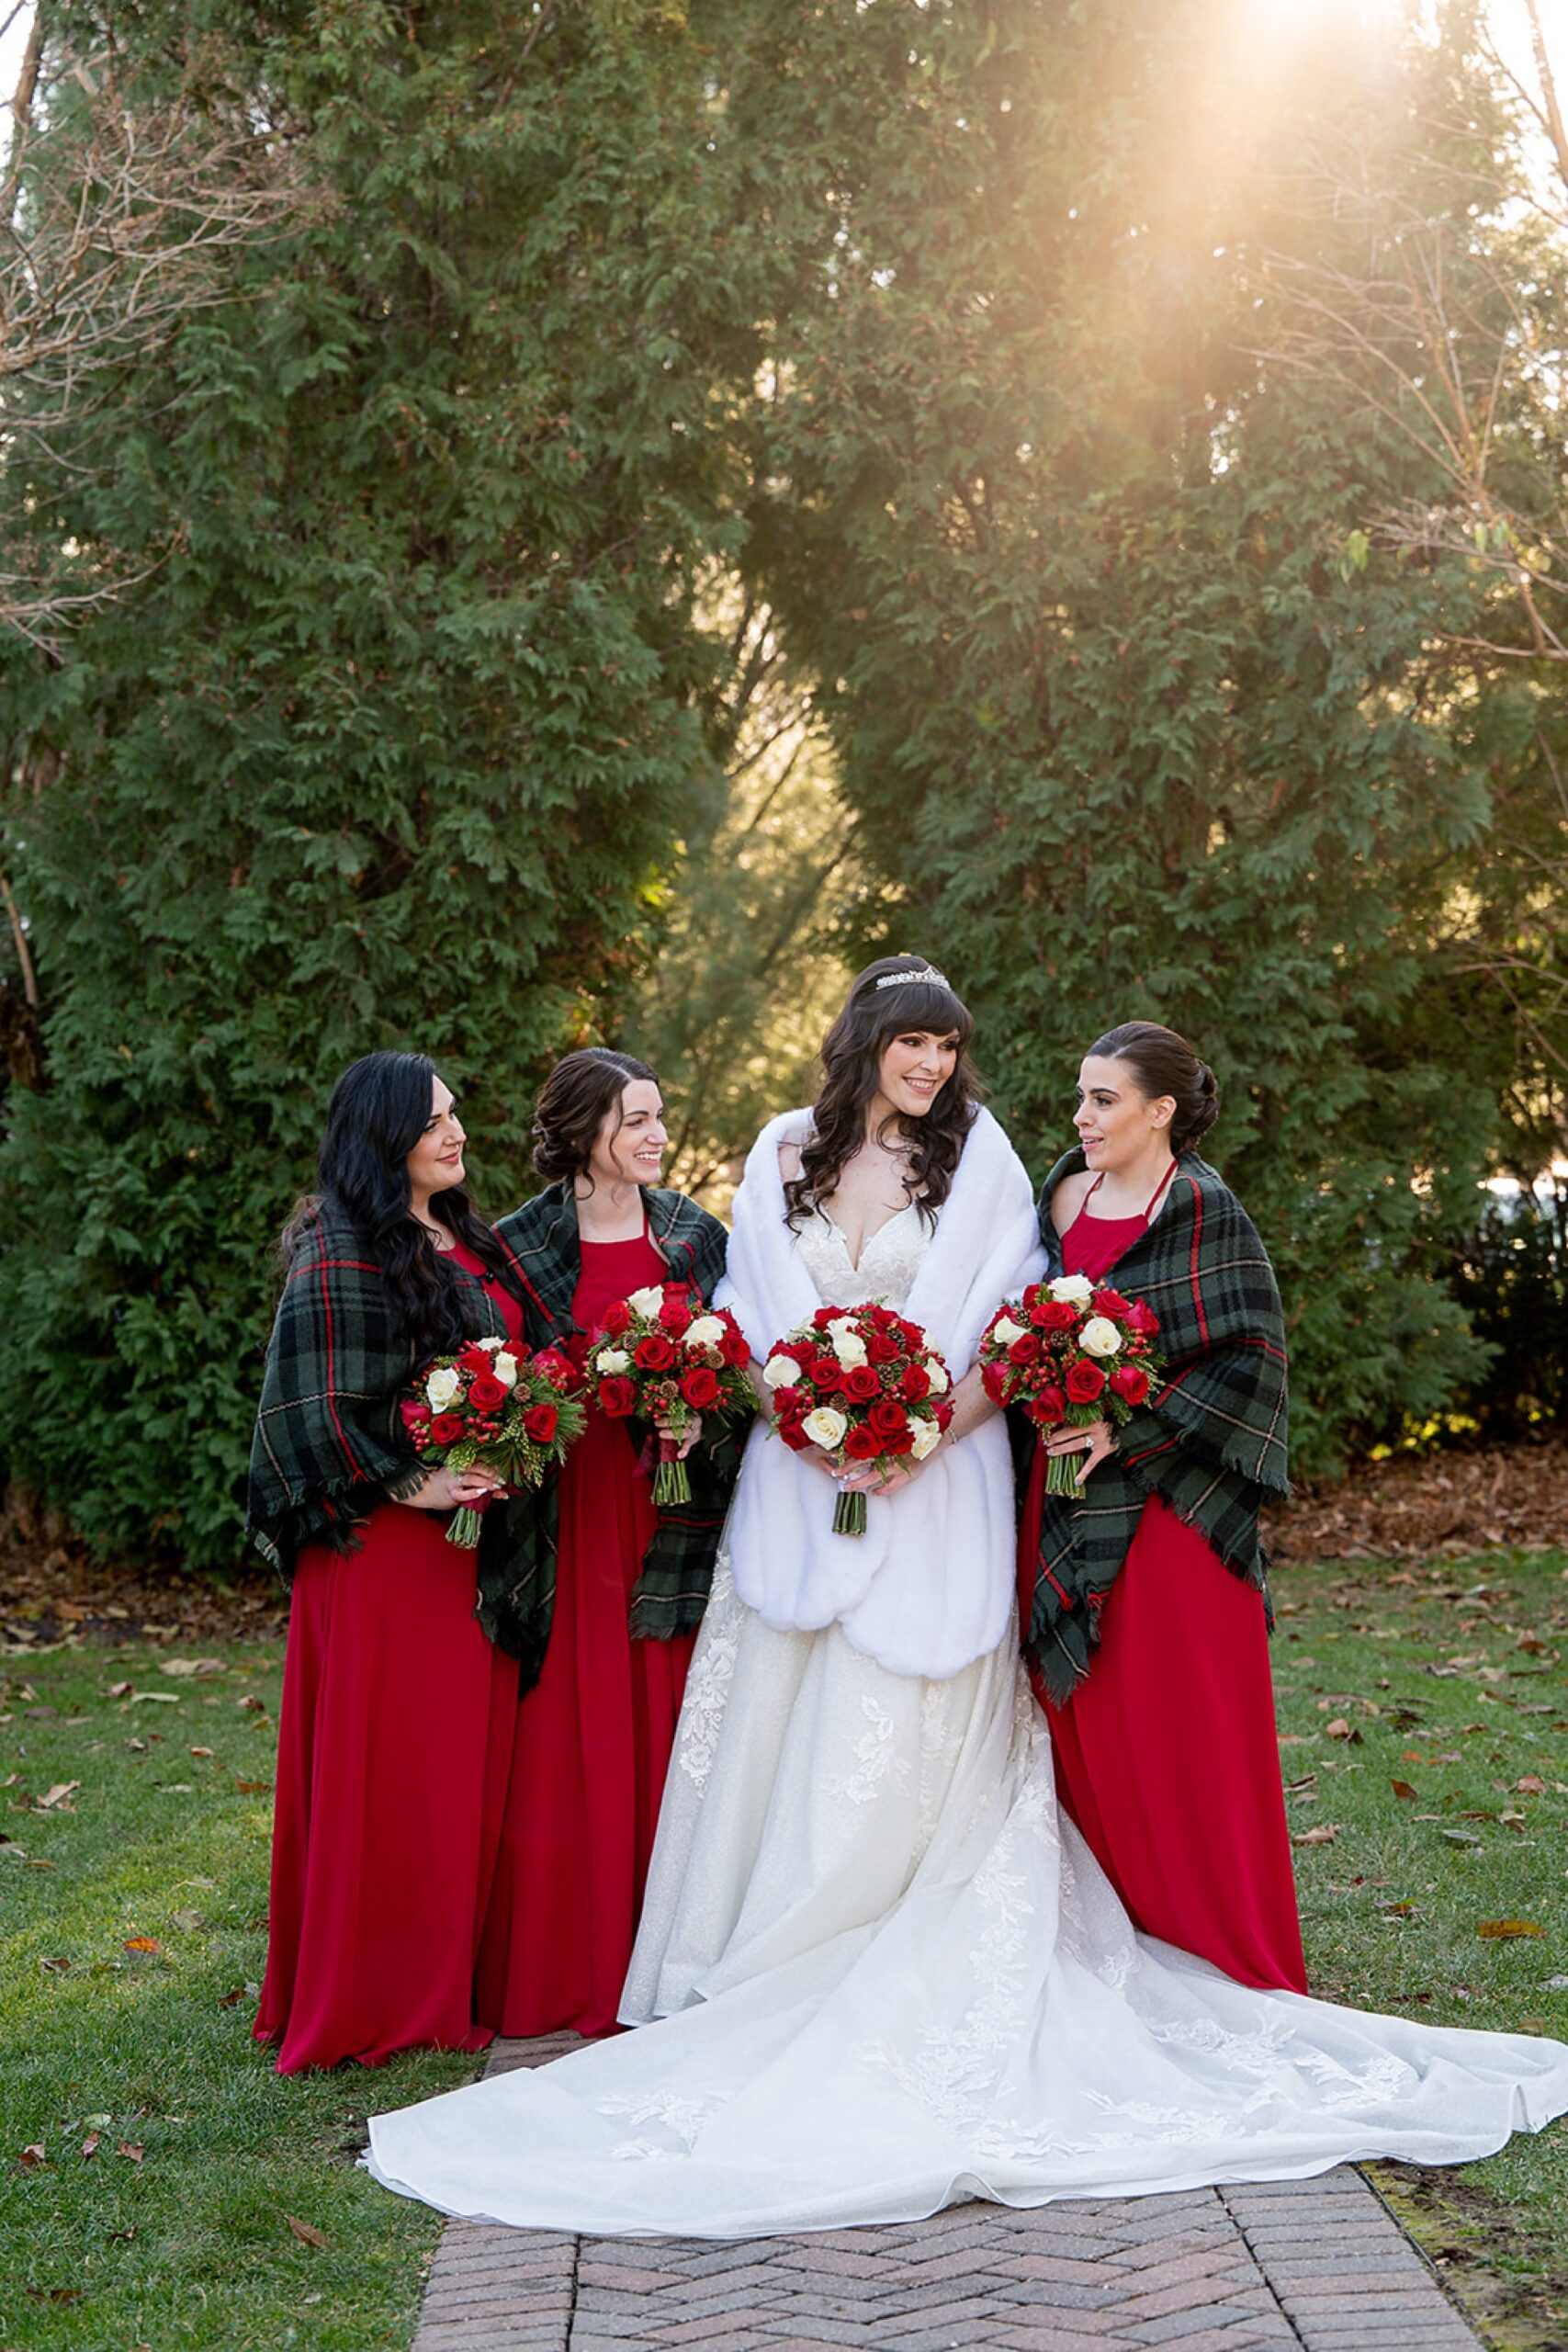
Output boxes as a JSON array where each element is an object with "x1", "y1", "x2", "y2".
[{"x1": 367, "y1": 1205, "x2": 1568, "y2": 2237}]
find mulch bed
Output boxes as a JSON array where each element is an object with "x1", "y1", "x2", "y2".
[{"x1": 3, "y1": 1442, "x2": 1565, "y2": 1651}]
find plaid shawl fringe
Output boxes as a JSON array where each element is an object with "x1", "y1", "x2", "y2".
[
  {"x1": 245, "y1": 1204, "x2": 509, "y2": 1585},
  {"x1": 479, "y1": 1184, "x2": 739, "y2": 1693},
  {"x1": 1021, "y1": 1148, "x2": 1291, "y2": 1709}
]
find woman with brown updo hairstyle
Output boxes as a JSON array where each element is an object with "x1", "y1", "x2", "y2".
[
  {"x1": 1017, "y1": 1020, "x2": 1305, "y2": 1993},
  {"x1": 472, "y1": 1048, "x2": 738, "y2": 2037}
]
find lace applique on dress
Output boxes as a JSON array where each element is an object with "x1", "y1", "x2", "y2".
[
  {"x1": 826, "y1": 1692, "x2": 914, "y2": 1807},
  {"x1": 794, "y1": 1201, "x2": 931, "y2": 1315},
  {"x1": 674, "y1": 1556, "x2": 742, "y2": 1793}
]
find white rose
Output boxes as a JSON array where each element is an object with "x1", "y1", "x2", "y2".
[
  {"x1": 926, "y1": 1360, "x2": 950, "y2": 1394},
  {"x1": 763, "y1": 1354, "x2": 802, "y2": 1391},
  {"x1": 909, "y1": 1419, "x2": 942, "y2": 1461},
  {"x1": 595, "y1": 1347, "x2": 630, "y2": 1375},
  {"x1": 492, "y1": 1351, "x2": 520, "y2": 1388},
  {"x1": 474, "y1": 1335, "x2": 504, "y2": 1352},
  {"x1": 626, "y1": 1285, "x2": 665, "y2": 1319},
  {"x1": 425, "y1": 1365, "x2": 461, "y2": 1411},
  {"x1": 686, "y1": 1314, "x2": 723, "y2": 1351},
  {"x1": 830, "y1": 1329, "x2": 869, "y2": 1368},
  {"x1": 1079, "y1": 1316, "x2": 1122, "y2": 1358},
  {"x1": 1049, "y1": 1273, "x2": 1095, "y2": 1307},
  {"x1": 990, "y1": 1314, "x2": 1027, "y2": 1348},
  {"x1": 802, "y1": 1406, "x2": 848, "y2": 1452}
]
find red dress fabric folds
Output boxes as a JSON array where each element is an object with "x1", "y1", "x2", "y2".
[
  {"x1": 1017, "y1": 1203, "x2": 1307, "y2": 1996},
  {"x1": 475, "y1": 1233, "x2": 695, "y2": 2038},
  {"x1": 255, "y1": 1240, "x2": 522, "y2": 2074}
]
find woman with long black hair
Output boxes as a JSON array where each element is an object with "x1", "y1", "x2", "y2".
[{"x1": 248, "y1": 1051, "x2": 522, "y2": 2074}]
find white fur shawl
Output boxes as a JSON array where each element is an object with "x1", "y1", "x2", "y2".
[{"x1": 715, "y1": 1104, "x2": 1044, "y2": 1679}]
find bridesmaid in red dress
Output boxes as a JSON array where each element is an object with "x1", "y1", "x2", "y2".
[
  {"x1": 248, "y1": 1051, "x2": 523, "y2": 2073},
  {"x1": 1016, "y1": 1021, "x2": 1306, "y2": 1995},
  {"x1": 475, "y1": 1049, "x2": 735, "y2": 2037}
]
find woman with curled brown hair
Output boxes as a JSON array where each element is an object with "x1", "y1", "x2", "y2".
[{"x1": 473, "y1": 1047, "x2": 738, "y2": 2038}]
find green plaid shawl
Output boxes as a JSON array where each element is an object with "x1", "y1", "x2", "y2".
[
  {"x1": 479, "y1": 1183, "x2": 741, "y2": 1693},
  {"x1": 1021, "y1": 1148, "x2": 1291, "y2": 1706},
  {"x1": 246, "y1": 1203, "x2": 510, "y2": 1583}
]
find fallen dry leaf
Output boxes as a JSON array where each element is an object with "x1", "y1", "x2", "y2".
[
  {"x1": 26, "y1": 2286, "x2": 81, "y2": 2303},
  {"x1": 80, "y1": 2131, "x2": 100, "y2": 2159},
  {"x1": 37, "y1": 1781, "x2": 80, "y2": 1811},
  {"x1": 188, "y1": 1747, "x2": 214, "y2": 1759},
  {"x1": 1478, "y1": 1918, "x2": 1544, "y2": 1939},
  {"x1": 217, "y1": 1985, "x2": 246, "y2": 2008},
  {"x1": 116, "y1": 2140, "x2": 143, "y2": 2161},
  {"x1": 234, "y1": 1780, "x2": 272, "y2": 1795},
  {"x1": 1292, "y1": 1824, "x2": 1338, "y2": 1847},
  {"x1": 105, "y1": 1680, "x2": 132, "y2": 1699},
  {"x1": 18, "y1": 2142, "x2": 47, "y2": 2167},
  {"x1": 39, "y1": 1955, "x2": 70, "y2": 1973},
  {"x1": 129, "y1": 1690, "x2": 179, "y2": 1706},
  {"x1": 123, "y1": 1937, "x2": 162, "y2": 1955},
  {"x1": 159, "y1": 1657, "x2": 225, "y2": 1679},
  {"x1": 169, "y1": 1909, "x2": 204, "y2": 1933},
  {"x1": 285, "y1": 2212, "x2": 332, "y2": 2250},
  {"x1": 1391, "y1": 1780, "x2": 1418, "y2": 1802},
  {"x1": 1516, "y1": 1775, "x2": 1547, "y2": 1794}
]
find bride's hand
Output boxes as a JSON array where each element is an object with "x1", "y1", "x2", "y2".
[{"x1": 836, "y1": 1441, "x2": 942, "y2": 1498}]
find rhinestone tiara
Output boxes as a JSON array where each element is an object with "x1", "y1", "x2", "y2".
[{"x1": 874, "y1": 965, "x2": 949, "y2": 990}]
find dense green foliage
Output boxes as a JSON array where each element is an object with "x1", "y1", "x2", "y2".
[
  {"x1": 0, "y1": 0, "x2": 1562, "y2": 1561},
  {"x1": 0, "y1": 0, "x2": 761, "y2": 1560}
]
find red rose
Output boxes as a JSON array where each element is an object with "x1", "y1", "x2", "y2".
[
  {"x1": 980, "y1": 1361, "x2": 1009, "y2": 1407},
  {"x1": 897, "y1": 1320, "x2": 922, "y2": 1349},
  {"x1": 400, "y1": 1400, "x2": 432, "y2": 1435},
  {"x1": 1110, "y1": 1363, "x2": 1151, "y2": 1406},
  {"x1": 807, "y1": 1356, "x2": 843, "y2": 1393},
  {"x1": 658, "y1": 1291, "x2": 693, "y2": 1335},
  {"x1": 1026, "y1": 1385, "x2": 1066, "y2": 1430},
  {"x1": 866, "y1": 1333, "x2": 900, "y2": 1364},
  {"x1": 900, "y1": 1363, "x2": 931, "y2": 1403},
  {"x1": 428, "y1": 1412, "x2": 466, "y2": 1446},
  {"x1": 531, "y1": 1348, "x2": 577, "y2": 1389},
  {"x1": 842, "y1": 1424, "x2": 883, "y2": 1461},
  {"x1": 468, "y1": 1373, "x2": 507, "y2": 1410},
  {"x1": 1124, "y1": 1298, "x2": 1159, "y2": 1338},
  {"x1": 719, "y1": 1322, "x2": 750, "y2": 1366},
  {"x1": 772, "y1": 1383, "x2": 810, "y2": 1420},
  {"x1": 866, "y1": 1305, "x2": 897, "y2": 1329},
  {"x1": 601, "y1": 1301, "x2": 633, "y2": 1338},
  {"x1": 884, "y1": 1422, "x2": 916, "y2": 1456},
  {"x1": 842, "y1": 1363, "x2": 881, "y2": 1402},
  {"x1": 634, "y1": 1333, "x2": 676, "y2": 1372},
  {"x1": 524, "y1": 1402, "x2": 559, "y2": 1443},
  {"x1": 1092, "y1": 1286, "x2": 1131, "y2": 1317},
  {"x1": 1065, "y1": 1359, "x2": 1106, "y2": 1404},
  {"x1": 868, "y1": 1396, "x2": 907, "y2": 1440},
  {"x1": 1007, "y1": 1333, "x2": 1042, "y2": 1367},
  {"x1": 597, "y1": 1376, "x2": 637, "y2": 1418},
  {"x1": 1032, "y1": 1299, "x2": 1077, "y2": 1333},
  {"x1": 681, "y1": 1365, "x2": 720, "y2": 1409},
  {"x1": 811, "y1": 1306, "x2": 838, "y2": 1329},
  {"x1": 933, "y1": 1397, "x2": 955, "y2": 1431},
  {"x1": 778, "y1": 1419, "x2": 813, "y2": 1453},
  {"x1": 456, "y1": 1342, "x2": 493, "y2": 1375}
]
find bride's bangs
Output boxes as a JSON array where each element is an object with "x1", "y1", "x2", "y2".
[{"x1": 873, "y1": 978, "x2": 972, "y2": 1049}]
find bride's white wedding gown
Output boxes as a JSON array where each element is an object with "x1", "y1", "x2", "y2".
[{"x1": 367, "y1": 1204, "x2": 1568, "y2": 2237}]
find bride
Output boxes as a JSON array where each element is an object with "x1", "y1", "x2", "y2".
[{"x1": 367, "y1": 957, "x2": 1568, "y2": 2238}]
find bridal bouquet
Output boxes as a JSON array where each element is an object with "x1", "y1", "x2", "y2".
[
  {"x1": 978, "y1": 1275, "x2": 1163, "y2": 1499},
  {"x1": 762, "y1": 1304, "x2": 953, "y2": 1537},
  {"x1": 402, "y1": 1336, "x2": 587, "y2": 1547},
  {"x1": 589, "y1": 1282, "x2": 754, "y2": 1505}
]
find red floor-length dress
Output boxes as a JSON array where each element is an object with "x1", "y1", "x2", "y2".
[
  {"x1": 1016, "y1": 1194, "x2": 1307, "y2": 1995},
  {"x1": 256, "y1": 1240, "x2": 523, "y2": 2074},
  {"x1": 475, "y1": 1232, "x2": 696, "y2": 2037}
]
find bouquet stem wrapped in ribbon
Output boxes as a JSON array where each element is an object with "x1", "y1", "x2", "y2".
[
  {"x1": 763, "y1": 1303, "x2": 953, "y2": 1536},
  {"x1": 402, "y1": 1336, "x2": 587, "y2": 1547},
  {"x1": 978, "y1": 1274, "x2": 1164, "y2": 1499},
  {"x1": 589, "y1": 1282, "x2": 754, "y2": 1505}
]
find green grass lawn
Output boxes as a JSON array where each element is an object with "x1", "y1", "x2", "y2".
[
  {"x1": 1269, "y1": 1544, "x2": 1568, "y2": 2350},
  {"x1": 0, "y1": 1638, "x2": 475, "y2": 2351},
  {"x1": 2, "y1": 1547, "x2": 1565, "y2": 2352}
]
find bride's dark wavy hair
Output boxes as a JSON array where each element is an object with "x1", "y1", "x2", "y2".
[
  {"x1": 282, "y1": 1051, "x2": 505, "y2": 1360},
  {"x1": 784, "y1": 955, "x2": 980, "y2": 1230}
]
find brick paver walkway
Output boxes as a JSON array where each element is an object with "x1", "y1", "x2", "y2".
[{"x1": 410, "y1": 2036, "x2": 1485, "y2": 2352}]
